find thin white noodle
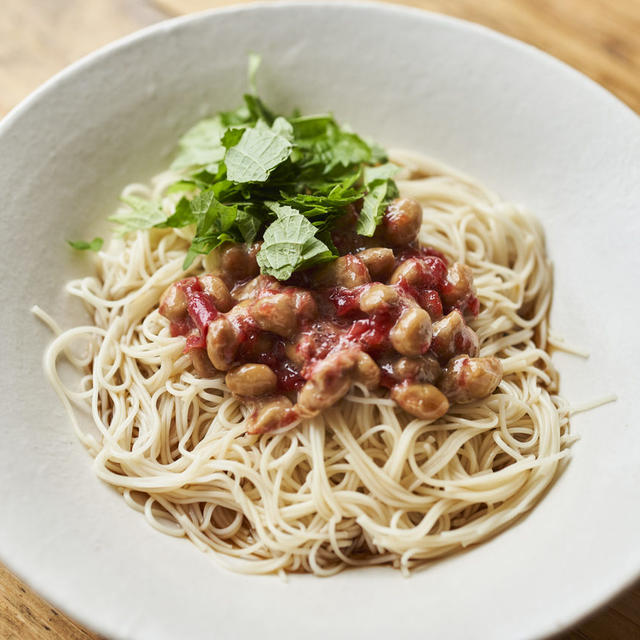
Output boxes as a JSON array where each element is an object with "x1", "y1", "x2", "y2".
[
  {"x1": 548, "y1": 331, "x2": 591, "y2": 358},
  {"x1": 569, "y1": 394, "x2": 617, "y2": 415},
  {"x1": 31, "y1": 304, "x2": 63, "y2": 336},
  {"x1": 39, "y1": 150, "x2": 574, "y2": 575}
]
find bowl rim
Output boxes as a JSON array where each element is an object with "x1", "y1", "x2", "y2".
[{"x1": 1, "y1": 3, "x2": 638, "y2": 639}]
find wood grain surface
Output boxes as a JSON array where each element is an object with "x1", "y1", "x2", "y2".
[{"x1": 1, "y1": 1, "x2": 638, "y2": 639}]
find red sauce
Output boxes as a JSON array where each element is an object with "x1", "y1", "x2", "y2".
[
  {"x1": 250, "y1": 340, "x2": 306, "y2": 392},
  {"x1": 419, "y1": 289, "x2": 443, "y2": 320},
  {"x1": 328, "y1": 286, "x2": 366, "y2": 316},
  {"x1": 396, "y1": 244, "x2": 448, "y2": 265},
  {"x1": 185, "y1": 292, "x2": 217, "y2": 348},
  {"x1": 378, "y1": 363, "x2": 398, "y2": 389},
  {"x1": 396, "y1": 279, "x2": 444, "y2": 318},
  {"x1": 345, "y1": 310, "x2": 397, "y2": 353},
  {"x1": 441, "y1": 282, "x2": 480, "y2": 317},
  {"x1": 231, "y1": 313, "x2": 260, "y2": 347},
  {"x1": 169, "y1": 318, "x2": 192, "y2": 338},
  {"x1": 162, "y1": 243, "x2": 479, "y2": 395},
  {"x1": 466, "y1": 294, "x2": 480, "y2": 317},
  {"x1": 276, "y1": 361, "x2": 305, "y2": 392},
  {"x1": 169, "y1": 278, "x2": 218, "y2": 351},
  {"x1": 296, "y1": 325, "x2": 341, "y2": 362}
]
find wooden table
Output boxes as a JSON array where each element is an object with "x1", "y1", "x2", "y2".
[{"x1": 1, "y1": 1, "x2": 638, "y2": 638}]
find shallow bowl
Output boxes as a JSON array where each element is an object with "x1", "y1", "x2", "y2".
[{"x1": 1, "y1": 3, "x2": 639, "y2": 639}]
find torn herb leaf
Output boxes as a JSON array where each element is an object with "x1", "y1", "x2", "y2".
[
  {"x1": 98, "y1": 58, "x2": 399, "y2": 279},
  {"x1": 109, "y1": 196, "x2": 167, "y2": 236},
  {"x1": 225, "y1": 119, "x2": 293, "y2": 183},
  {"x1": 157, "y1": 196, "x2": 194, "y2": 229},
  {"x1": 357, "y1": 180, "x2": 392, "y2": 237},
  {"x1": 68, "y1": 237, "x2": 104, "y2": 252},
  {"x1": 257, "y1": 205, "x2": 334, "y2": 280},
  {"x1": 181, "y1": 191, "x2": 240, "y2": 268},
  {"x1": 170, "y1": 117, "x2": 226, "y2": 172}
]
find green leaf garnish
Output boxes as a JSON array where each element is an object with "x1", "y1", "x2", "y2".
[
  {"x1": 356, "y1": 163, "x2": 401, "y2": 236},
  {"x1": 109, "y1": 196, "x2": 166, "y2": 236},
  {"x1": 182, "y1": 190, "x2": 239, "y2": 268},
  {"x1": 225, "y1": 119, "x2": 293, "y2": 183},
  {"x1": 165, "y1": 180, "x2": 198, "y2": 195},
  {"x1": 247, "y1": 53, "x2": 262, "y2": 95},
  {"x1": 170, "y1": 118, "x2": 226, "y2": 172},
  {"x1": 364, "y1": 162, "x2": 400, "y2": 184},
  {"x1": 68, "y1": 237, "x2": 103, "y2": 252},
  {"x1": 257, "y1": 205, "x2": 334, "y2": 280},
  {"x1": 357, "y1": 181, "x2": 389, "y2": 237},
  {"x1": 221, "y1": 127, "x2": 246, "y2": 150},
  {"x1": 94, "y1": 57, "x2": 400, "y2": 280},
  {"x1": 157, "y1": 196, "x2": 195, "y2": 229},
  {"x1": 235, "y1": 208, "x2": 262, "y2": 244}
]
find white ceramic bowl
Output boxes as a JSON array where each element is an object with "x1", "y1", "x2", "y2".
[{"x1": 1, "y1": 3, "x2": 639, "y2": 639}]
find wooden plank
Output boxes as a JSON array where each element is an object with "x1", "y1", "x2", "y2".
[
  {"x1": 0, "y1": 563, "x2": 100, "y2": 640},
  {"x1": 0, "y1": 0, "x2": 165, "y2": 116},
  {"x1": 608, "y1": 582, "x2": 640, "y2": 628},
  {"x1": 573, "y1": 598, "x2": 640, "y2": 640}
]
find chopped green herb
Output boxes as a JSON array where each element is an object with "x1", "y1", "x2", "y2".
[
  {"x1": 357, "y1": 181, "x2": 389, "y2": 237},
  {"x1": 364, "y1": 162, "x2": 400, "y2": 184},
  {"x1": 170, "y1": 118, "x2": 227, "y2": 172},
  {"x1": 165, "y1": 181, "x2": 199, "y2": 195},
  {"x1": 182, "y1": 191, "x2": 240, "y2": 268},
  {"x1": 98, "y1": 56, "x2": 400, "y2": 279},
  {"x1": 247, "y1": 52, "x2": 262, "y2": 95},
  {"x1": 257, "y1": 205, "x2": 334, "y2": 280},
  {"x1": 235, "y1": 208, "x2": 262, "y2": 244},
  {"x1": 357, "y1": 165, "x2": 401, "y2": 237},
  {"x1": 225, "y1": 118, "x2": 293, "y2": 183},
  {"x1": 220, "y1": 127, "x2": 246, "y2": 150},
  {"x1": 68, "y1": 237, "x2": 103, "y2": 252},
  {"x1": 157, "y1": 196, "x2": 195, "y2": 229},
  {"x1": 109, "y1": 196, "x2": 166, "y2": 236}
]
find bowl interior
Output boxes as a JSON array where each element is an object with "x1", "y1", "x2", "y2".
[{"x1": 1, "y1": 4, "x2": 639, "y2": 639}]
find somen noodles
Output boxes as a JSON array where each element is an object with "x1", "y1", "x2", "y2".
[{"x1": 39, "y1": 147, "x2": 572, "y2": 575}]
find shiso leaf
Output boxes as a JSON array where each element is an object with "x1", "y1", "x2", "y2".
[
  {"x1": 257, "y1": 204, "x2": 334, "y2": 280},
  {"x1": 225, "y1": 119, "x2": 293, "y2": 183},
  {"x1": 109, "y1": 196, "x2": 167, "y2": 236},
  {"x1": 68, "y1": 237, "x2": 103, "y2": 252}
]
